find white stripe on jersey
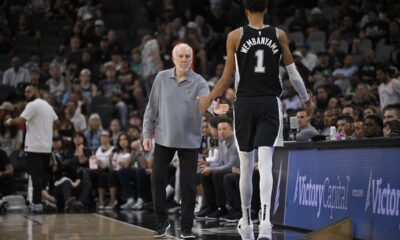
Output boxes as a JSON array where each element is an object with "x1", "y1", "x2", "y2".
[
  {"x1": 273, "y1": 97, "x2": 284, "y2": 147},
  {"x1": 234, "y1": 53, "x2": 240, "y2": 95}
]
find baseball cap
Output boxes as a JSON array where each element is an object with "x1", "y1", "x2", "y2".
[
  {"x1": 80, "y1": 68, "x2": 91, "y2": 75},
  {"x1": 0, "y1": 101, "x2": 14, "y2": 112}
]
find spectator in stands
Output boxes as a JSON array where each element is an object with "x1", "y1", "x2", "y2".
[
  {"x1": 23, "y1": 51, "x2": 42, "y2": 72},
  {"x1": 352, "y1": 121, "x2": 365, "y2": 139},
  {"x1": 383, "y1": 120, "x2": 400, "y2": 137},
  {"x1": 364, "y1": 115, "x2": 384, "y2": 138},
  {"x1": 93, "y1": 36, "x2": 111, "y2": 65},
  {"x1": 99, "y1": 63, "x2": 124, "y2": 96},
  {"x1": 48, "y1": 63, "x2": 67, "y2": 105},
  {"x1": 321, "y1": 108, "x2": 341, "y2": 135},
  {"x1": 294, "y1": 109, "x2": 319, "y2": 141},
  {"x1": 112, "y1": 133, "x2": 135, "y2": 209},
  {"x1": 360, "y1": 9, "x2": 388, "y2": 49},
  {"x1": 351, "y1": 82, "x2": 378, "y2": 108},
  {"x1": 77, "y1": 49, "x2": 96, "y2": 77},
  {"x1": 0, "y1": 102, "x2": 23, "y2": 156},
  {"x1": 309, "y1": 51, "x2": 333, "y2": 90},
  {"x1": 0, "y1": 148, "x2": 15, "y2": 198},
  {"x1": 363, "y1": 105, "x2": 379, "y2": 119},
  {"x1": 93, "y1": 130, "x2": 117, "y2": 210},
  {"x1": 332, "y1": 54, "x2": 358, "y2": 94},
  {"x1": 65, "y1": 132, "x2": 92, "y2": 169},
  {"x1": 338, "y1": 15, "x2": 359, "y2": 44},
  {"x1": 288, "y1": 8, "x2": 308, "y2": 34},
  {"x1": 109, "y1": 119, "x2": 122, "y2": 146},
  {"x1": 350, "y1": 37, "x2": 365, "y2": 65},
  {"x1": 377, "y1": 66, "x2": 400, "y2": 110},
  {"x1": 79, "y1": 68, "x2": 97, "y2": 105},
  {"x1": 207, "y1": 0, "x2": 229, "y2": 33},
  {"x1": 307, "y1": 7, "x2": 329, "y2": 34},
  {"x1": 336, "y1": 115, "x2": 354, "y2": 139},
  {"x1": 65, "y1": 100, "x2": 86, "y2": 133},
  {"x1": 198, "y1": 117, "x2": 239, "y2": 219},
  {"x1": 107, "y1": 30, "x2": 123, "y2": 54},
  {"x1": 358, "y1": 50, "x2": 378, "y2": 86},
  {"x1": 2, "y1": 55, "x2": 31, "y2": 87},
  {"x1": 130, "y1": 48, "x2": 144, "y2": 83},
  {"x1": 342, "y1": 104, "x2": 359, "y2": 121},
  {"x1": 184, "y1": 21, "x2": 208, "y2": 77},
  {"x1": 195, "y1": 14, "x2": 216, "y2": 47},
  {"x1": 54, "y1": 108, "x2": 75, "y2": 142},
  {"x1": 298, "y1": 43, "x2": 318, "y2": 72},
  {"x1": 66, "y1": 36, "x2": 82, "y2": 64},
  {"x1": 282, "y1": 80, "x2": 303, "y2": 111},
  {"x1": 84, "y1": 113, "x2": 103, "y2": 151},
  {"x1": 328, "y1": 39, "x2": 346, "y2": 63},
  {"x1": 315, "y1": 86, "x2": 331, "y2": 112},
  {"x1": 13, "y1": 13, "x2": 35, "y2": 38},
  {"x1": 383, "y1": 104, "x2": 400, "y2": 125},
  {"x1": 141, "y1": 34, "x2": 164, "y2": 95}
]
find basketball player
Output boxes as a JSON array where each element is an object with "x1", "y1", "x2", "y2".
[{"x1": 199, "y1": 1, "x2": 312, "y2": 239}]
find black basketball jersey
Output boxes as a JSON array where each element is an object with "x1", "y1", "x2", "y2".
[{"x1": 235, "y1": 25, "x2": 282, "y2": 97}]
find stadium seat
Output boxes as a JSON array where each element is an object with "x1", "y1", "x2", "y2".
[{"x1": 89, "y1": 96, "x2": 115, "y2": 128}]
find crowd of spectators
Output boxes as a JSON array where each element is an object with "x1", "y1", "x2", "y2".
[{"x1": 0, "y1": 0, "x2": 400, "y2": 217}]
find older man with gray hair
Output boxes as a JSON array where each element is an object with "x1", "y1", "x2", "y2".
[{"x1": 143, "y1": 43, "x2": 227, "y2": 239}]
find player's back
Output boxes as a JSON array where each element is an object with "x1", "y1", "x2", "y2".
[{"x1": 235, "y1": 25, "x2": 282, "y2": 97}]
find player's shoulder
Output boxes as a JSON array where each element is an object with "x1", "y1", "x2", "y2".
[{"x1": 227, "y1": 27, "x2": 242, "y2": 39}]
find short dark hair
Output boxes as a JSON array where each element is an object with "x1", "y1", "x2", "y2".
[
  {"x1": 337, "y1": 115, "x2": 354, "y2": 124},
  {"x1": 366, "y1": 115, "x2": 383, "y2": 129},
  {"x1": 217, "y1": 116, "x2": 233, "y2": 128},
  {"x1": 383, "y1": 104, "x2": 400, "y2": 115},
  {"x1": 243, "y1": 0, "x2": 268, "y2": 12}
]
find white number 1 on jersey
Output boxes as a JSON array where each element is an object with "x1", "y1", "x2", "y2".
[{"x1": 254, "y1": 49, "x2": 265, "y2": 73}]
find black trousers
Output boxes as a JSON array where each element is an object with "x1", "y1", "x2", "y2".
[
  {"x1": 26, "y1": 152, "x2": 51, "y2": 204},
  {"x1": 151, "y1": 144, "x2": 198, "y2": 229},
  {"x1": 202, "y1": 168, "x2": 231, "y2": 209},
  {"x1": 224, "y1": 173, "x2": 241, "y2": 210},
  {"x1": 0, "y1": 174, "x2": 15, "y2": 197}
]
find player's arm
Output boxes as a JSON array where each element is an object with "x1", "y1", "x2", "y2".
[
  {"x1": 277, "y1": 28, "x2": 312, "y2": 113},
  {"x1": 199, "y1": 28, "x2": 240, "y2": 113}
]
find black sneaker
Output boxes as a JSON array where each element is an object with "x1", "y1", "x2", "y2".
[
  {"x1": 154, "y1": 221, "x2": 171, "y2": 238},
  {"x1": 206, "y1": 207, "x2": 228, "y2": 220},
  {"x1": 195, "y1": 207, "x2": 214, "y2": 219},
  {"x1": 180, "y1": 228, "x2": 196, "y2": 239},
  {"x1": 221, "y1": 209, "x2": 241, "y2": 222}
]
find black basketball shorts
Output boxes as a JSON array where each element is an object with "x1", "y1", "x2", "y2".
[{"x1": 233, "y1": 95, "x2": 283, "y2": 152}]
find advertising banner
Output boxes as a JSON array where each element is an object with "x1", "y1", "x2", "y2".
[{"x1": 284, "y1": 148, "x2": 400, "y2": 240}]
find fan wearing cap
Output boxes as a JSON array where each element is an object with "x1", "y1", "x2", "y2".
[
  {"x1": 79, "y1": 68, "x2": 98, "y2": 104},
  {"x1": 4, "y1": 84, "x2": 58, "y2": 213},
  {"x1": 0, "y1": 102, "x2": 23, "y2": 157}
]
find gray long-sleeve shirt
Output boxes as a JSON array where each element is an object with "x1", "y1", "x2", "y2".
[
  {"x1": 212, "y1": 137, "x2": 240, "y2": 172},
  {"x1": 143, "y1": 68, "x2": 210, "y2": 149}
]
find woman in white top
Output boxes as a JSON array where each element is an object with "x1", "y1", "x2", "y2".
[
  {"x1": 94, "y1": 130, "x2": 117, "y2": 210},
  {"x1": 113, "y1": 133, "x2": 135, "y2": 209}
]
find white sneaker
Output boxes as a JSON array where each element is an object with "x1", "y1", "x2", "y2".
[
  {"x1": 104, "y1": 200, "x2": 118, "y2": 210},
  {"x1": 131, "y1": 198, "x2": 144, "y2": 210},
  {"x1": 120, "y1": 198, "x2": 135, "y2": 209},
  {"x1": 257, "y1": 222, "x2": 273, "y2": 240},
  {"x1": 237, "y1": 218, "x2": 254, "y2": 240}
]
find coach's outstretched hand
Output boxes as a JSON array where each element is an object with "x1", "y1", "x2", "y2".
[
  {"x1": 213, "y1": 99, "x2": 230, "y2": 115},
  {"x1": 198, "y1": 96, "x2": 212, "y2": 113}
]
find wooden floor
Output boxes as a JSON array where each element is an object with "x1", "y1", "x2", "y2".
[{"x1": 0, "y1": 213, "x2": 177, "y2": 240}]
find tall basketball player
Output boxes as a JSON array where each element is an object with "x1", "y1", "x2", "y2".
[{"x1": 199, "y1": 0, "x2": 312, "y2": 239}]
